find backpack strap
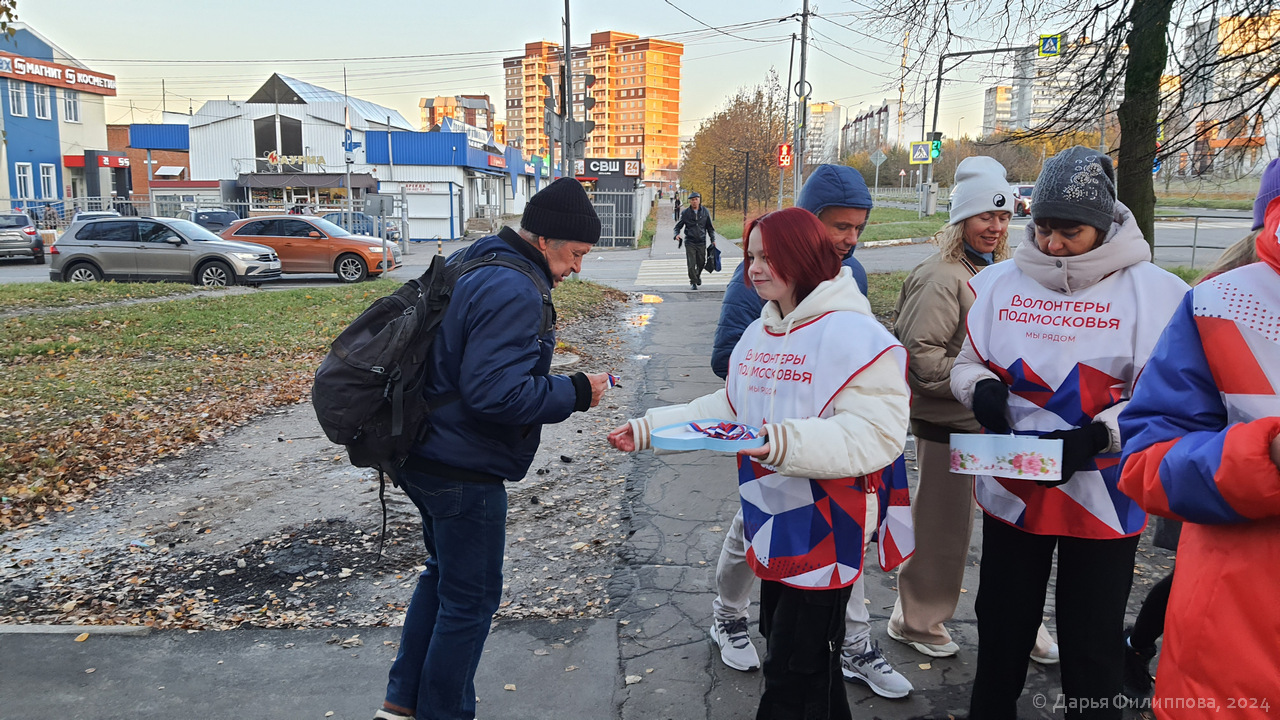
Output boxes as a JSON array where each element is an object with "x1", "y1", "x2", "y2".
[{"x1": 457, "y1": 253, "x2": 557, "y2": 335}]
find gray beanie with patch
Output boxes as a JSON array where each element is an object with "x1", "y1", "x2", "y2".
[{"x1": 1031, "y1": 146, "x2": 1116, "y2": 231}]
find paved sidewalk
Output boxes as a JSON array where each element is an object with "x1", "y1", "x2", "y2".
[{"x1": 1, "y1": 270, "x2": 1173, "y2": 719}]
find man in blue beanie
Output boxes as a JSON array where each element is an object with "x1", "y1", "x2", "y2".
[
  {"x1": 710, "y1": 164, "x2": 872, "y2": 378},
  {"x1": 705, "y1": 164, "x2": 914, "y2": 700}
]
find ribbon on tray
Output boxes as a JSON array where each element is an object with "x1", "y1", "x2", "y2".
[{"x1": 687, "y1": 421, "x2": 758, "y2": 441}]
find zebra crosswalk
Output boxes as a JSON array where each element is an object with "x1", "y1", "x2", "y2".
[{"x1": 634, "y1": 258, "x2": 743, "y2": 288}]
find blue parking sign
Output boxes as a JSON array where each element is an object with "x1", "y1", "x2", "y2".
[{"x1": 1039, "y1": 34, "x2": 1062, "y2": 57}]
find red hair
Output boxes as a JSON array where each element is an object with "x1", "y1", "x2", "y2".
[{"x1": 742, "y1": 207, "x2": 842, "y2": 305}]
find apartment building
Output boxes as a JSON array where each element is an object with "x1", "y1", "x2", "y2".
[
  {"x1": 419, "y1": 95, "x2": 494, "y2": 132},
  {"x1": 982, "y1": 86, "x2": 1013, "y2": 137},
  {"x1": 805, "y1": 102, "x2": 842, "y2": 165},
  {"x1": 1010, "y1": 41, "x2": 1126, "y2": 132},
  {"x1": 1178, "y1": 11, "x2": 1279, "y2": 175},
  {"x1": 840, "y1": 99, "x2": 924, "y2": 153},
  {"x1": 503, "y1": 31, "x2": 682, "y2": 184}
]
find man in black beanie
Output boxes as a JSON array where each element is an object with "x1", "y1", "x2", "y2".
[{"x1": 376, "y1": 177, "x2": 611, "y2": 720}]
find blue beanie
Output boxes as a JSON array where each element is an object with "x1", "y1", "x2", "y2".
[
  {"x1": 1253, "y1": 158, "x2": 1280, "y2": 231},
  {"x1": 797, "y1": 164, "x2": 873, "y2": 217}
]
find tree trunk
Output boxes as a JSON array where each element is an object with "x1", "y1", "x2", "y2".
[{"x1": 1116, "y1": 0, "x2": 1175, "y2": 249}]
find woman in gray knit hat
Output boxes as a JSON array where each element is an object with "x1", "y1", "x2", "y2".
[
  {"x1": 949, "y1": 146, "x2": 1190, "y2": 719},
  {"x1": 888, "y1": 156, "x2": 1058, "y2": 667}
]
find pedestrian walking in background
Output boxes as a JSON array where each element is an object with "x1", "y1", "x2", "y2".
[
  {"x1": 887, "y1": 156, "x2": 1058, "y2": 667},
  {"x1": 950, "y1": 146, "x2": 1189, "y2": 720},
  {"x1": 706, "y1": 164, "x2": 915, "y2": 700},
  {"x1": 375, "y1": 178, "x2": 612, "y2": 720},
  {"x1": 610, "y1": 207, "x2": 912, "y2": 719},
  {"x1": 673, "y1": 195, "x2": 682, "y2": 224},
  {"x1": 674, "y1": 192, "x2": 715, "y2": 290},
  {"x1": 1116, "y1": 196, "x2": 1280, "y2": 720},
  {"x1": 42, "y1": 203, "x2": 58, "y2": 230}
]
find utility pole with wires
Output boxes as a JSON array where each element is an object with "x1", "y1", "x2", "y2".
[
  {"x1": 778, "y1": 32, "x2": 796, "y2": 210},
  {"x1": 561, "y1": 0, "x2": 574, "y2": 177},
  {"x1": 792, "y1": 0, "x2": 810, "y2": 199}
]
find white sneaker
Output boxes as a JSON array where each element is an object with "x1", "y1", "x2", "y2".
[
  {"x1": 710, "y1": 616, "x2": 761, "y2": 671},
  {"x1": 887, "y1": 621, "x2": 959, "y2": 658},
  {"x1": 841, "y1": 641, "x2": 914, "y2": 699},
  {"x1": 1031, "y1": 623, "x2": 1060, "y2": 665}
]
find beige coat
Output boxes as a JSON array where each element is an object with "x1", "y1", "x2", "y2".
[{"x1": 892, "y1": 250, "x2": 986, "y2": 441}]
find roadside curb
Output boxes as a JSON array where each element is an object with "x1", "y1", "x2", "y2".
[
  {"x1": 0, "y1": 624, "x2": 152, "y2": 636},
  {"x1": 862, "y1": 236, "x2": 931, "y2": 249}
]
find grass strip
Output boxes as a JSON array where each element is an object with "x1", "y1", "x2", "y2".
[
  {"x1": 0, "y1": 281, "x2": 228, "y2": 313},
  {"x1": 637, "y1": 204, "x2": 657, "y2": 249},
  {"x1": 0, "y1": 277, "x2": 621, "y2": 529}
]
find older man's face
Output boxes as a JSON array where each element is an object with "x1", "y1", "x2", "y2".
[
  {"x1": 541, "y1": 239, "x2": 594, "y2": 286},
  {"x1": 689, "y1": 196, "x2": 701, "y2": 210},
  {"x1": 818, "y1": 206, "x2": 869, "y2": 257}
]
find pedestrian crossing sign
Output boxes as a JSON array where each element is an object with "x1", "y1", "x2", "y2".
[
  {"x1": 909, "y1": 141, "x2": 932, "y2": 165},
  {"x1": 1039, "y1": 34, "x2": 1062, "y2": 57}
]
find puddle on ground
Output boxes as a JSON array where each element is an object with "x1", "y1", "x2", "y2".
[{"x1": 640, "y1": 294, "x2": 663, "y2": 304}]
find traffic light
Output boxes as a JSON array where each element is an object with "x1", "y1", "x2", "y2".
[
  {"x1": 777, "y1": 143, "x2": 793, "y2": 168},
  {"x1": 581, "y1": 74, "x2": 597, "y2": 113},
  {"x1": 926, "y1": 131, "x2": 942, "y2": 160}
]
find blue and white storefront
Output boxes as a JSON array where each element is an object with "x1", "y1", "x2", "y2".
[
  {"x1": 365, "y1": 131, "x2": 539, "y2": 241},
  {"x1": 0, "y1": 24, "x2": 115, "y2": 213}
]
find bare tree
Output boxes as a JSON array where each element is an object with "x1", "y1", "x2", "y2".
[{"x1": 861, "y1": 0, "x2": 1280, "y2": 247}]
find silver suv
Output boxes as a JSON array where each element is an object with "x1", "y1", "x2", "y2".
[
  {"x1": 0, "y1": 213, "x2": 45, "y2": 264},
  {"x1": 50, "y1": 217, "x2": 281, "y2": 287}
]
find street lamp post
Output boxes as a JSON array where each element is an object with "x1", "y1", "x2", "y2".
[
  {"x1": 711, "y1": 164, "x2": 717, "y2": 222},
  {"x1": 729, "y1": 147, "x2": 750, "y2": 232},
  {"x1": 956, "y1": 117, "x2": 965, "y2": 141}
]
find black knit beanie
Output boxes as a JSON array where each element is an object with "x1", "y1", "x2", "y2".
[
  {"x1": 1031, "y1": 146, "x2": 1117, "y2": 233},
  {"x1": 521, "y1": 178, "x2": 602, "y2": 244}
]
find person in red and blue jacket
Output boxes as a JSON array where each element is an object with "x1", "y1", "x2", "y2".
[{"x1": 1117, "y1": 196, "x2": 1280, "y2": 719}]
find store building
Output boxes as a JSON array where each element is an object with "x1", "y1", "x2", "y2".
[
  {"x1": 188, "y1": 73, "x2": 416, "y2": 213},
  {"x1": 364, "y1": 130, "x2": 538, "y2": 241},
  {"x1": 107, "y1": 123, "x2": 192, "y2": 195},
  {"x1": 0, "y1": 24, "x2": 116, "y2": 211}
]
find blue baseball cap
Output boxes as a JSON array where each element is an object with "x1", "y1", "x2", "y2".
[{"x1": 797, "y1": 165, "x2": 873, "y2": 216}]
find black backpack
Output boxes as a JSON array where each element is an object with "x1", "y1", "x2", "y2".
[{"x1": 312, "y1": 251, "x2": 554, "y2": 555}]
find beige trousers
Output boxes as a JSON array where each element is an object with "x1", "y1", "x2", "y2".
[
  {"x1": 889, "y1": 436, "x2": 976, "y2": 645},
  {"x1": 890, "y1": 436, "x2": 1056, "y2": 655}
]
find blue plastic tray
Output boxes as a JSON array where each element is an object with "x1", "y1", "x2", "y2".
[{"x1": 650, "y1": 419, "x2": 766, "y2": 453}]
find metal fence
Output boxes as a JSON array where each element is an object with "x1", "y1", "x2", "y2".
[
  {"x1": 589, "y1": 189, "x2": 640, "y2": 248},
  {"x1": 1151, "y1": 213, "x2": 1253, "y2": 269}
]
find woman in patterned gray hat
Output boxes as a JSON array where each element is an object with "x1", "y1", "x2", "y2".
[{"x1": 948, "y1": 146, "x2": 1190, "y2": 719}]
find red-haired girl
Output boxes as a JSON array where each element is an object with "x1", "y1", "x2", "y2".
[{"x1": 608, "y1": 207, "x2": 911, "y2": 719}]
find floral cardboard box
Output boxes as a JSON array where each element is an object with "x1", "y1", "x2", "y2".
[{"x1": 948, "y1": 433, "x2": 1063, "y2": 481}]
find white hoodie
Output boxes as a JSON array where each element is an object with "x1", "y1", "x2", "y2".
[{"x1": 629, "y1": 267, "x2": 909, "y2": 479}]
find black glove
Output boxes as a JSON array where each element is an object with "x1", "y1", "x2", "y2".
[
  {"x1": 1037, "y1": 423, "x2": 1111, "y2": 487},
  {"x1": 971, "y1": 379, "x2": 1011, "y2": 434}
]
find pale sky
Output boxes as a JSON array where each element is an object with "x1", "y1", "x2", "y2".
[{"x1": 19, "y1": 0, "x2": 1023, "y2": 142}]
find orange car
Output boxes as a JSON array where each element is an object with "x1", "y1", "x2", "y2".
[{"x1": 220, "y1": 215, "x2": 401, "y2": 282}]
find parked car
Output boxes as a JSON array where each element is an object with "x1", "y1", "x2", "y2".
[
  {"x1": 321, "y1": 211, "x2": 402, "y2": 242},
  {"x1": 176, "y1": 208, "x2": 241, "y2": 233},
  {"x1": 1012, "y1": 184, "x2": 1035, "y2": 216},
  {"x1": 73, "y1": 209, "x2": 122, "y2": 221},
  {"x1": 220, "y1": 215, "x2": 402, "y2": 283},
  {"x1": 0, "y1": 213, "x2": 45, "y2": 264},
  {"x1": 50, "y1": 216, "x2": 281, "y2": 287}
]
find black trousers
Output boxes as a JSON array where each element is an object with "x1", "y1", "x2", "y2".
[
  {"x1": 970, "y1": 514, "x2": 1140, "y2": 720},
  {"x1": 756, "y1": 580, "x2": 852, "y2": 720},
  {"x1": 685, "y1": 241, "x2": 706, "y2": 286},
  {"x1": 1130, "y1": 570, "x2": 1173, "y2": 649}
]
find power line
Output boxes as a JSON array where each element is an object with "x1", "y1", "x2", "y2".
[{"x1": 661, "y1": 0, "x2": 789, "y2": 43}]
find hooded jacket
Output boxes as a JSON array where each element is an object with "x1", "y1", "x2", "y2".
[
  {"x1": 711, "y1": 254, "x2": 868, "y2": 379},
  {"x1": 950, "y1": 202, "x2": 1189, "y2": 538},
  {"x1": 409, "y1": 229, "x2": 590, "y2": 482},
  {"x1": 1117, "y1": 198, "x2": 1280, "y2": 716},
  {"x1": 629, "y1": 268, "x2": 914, "y2": 587}
]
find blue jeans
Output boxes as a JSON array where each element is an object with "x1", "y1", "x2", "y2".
[{"x1": 384, "y1": 471, "x2": 507, "y2": 720}]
